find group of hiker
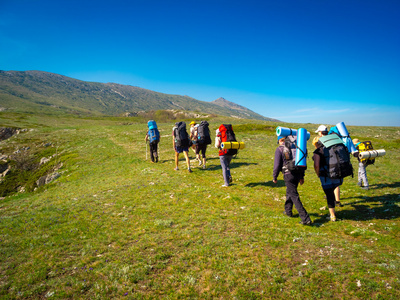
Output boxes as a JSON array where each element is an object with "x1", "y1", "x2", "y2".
[
  {"x1": 144, "y1": 120, "x2": 238, "y2": 186},
  {"x1": 146, "y1": 120, "x2": 380, "y2": 224}
]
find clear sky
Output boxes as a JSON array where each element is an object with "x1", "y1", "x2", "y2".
[{"x1": 1, "y1": 0, "x2": 399, "y2": 126}]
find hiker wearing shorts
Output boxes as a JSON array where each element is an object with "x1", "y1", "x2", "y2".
[
  {"x1": 172, "y1": 122, "x2": 192, "y2": 173},
  {"x1": 273, "y1": 136, "x2": 312, "y2": 225}
]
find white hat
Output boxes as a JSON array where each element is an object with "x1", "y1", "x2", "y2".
[{"x1": 315, "y1": 125, "x2": 328, "y2": 133}]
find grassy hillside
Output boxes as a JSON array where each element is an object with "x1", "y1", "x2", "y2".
[
  {"x1": 0, "y1": 70, "x2": 276, "y2": 121},
  {"x1": 0, "y1": 112, "x2": 399, "y2": 299}
]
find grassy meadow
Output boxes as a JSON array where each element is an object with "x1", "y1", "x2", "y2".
[{"x1": 0, "y1": 113, "x2": 400, "y2": 299}]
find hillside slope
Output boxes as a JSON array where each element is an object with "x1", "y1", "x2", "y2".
[{"x1": 0, "y1": 70, "x2": 278, "y2": 121}]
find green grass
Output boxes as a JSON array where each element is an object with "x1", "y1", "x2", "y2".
[{"x1": 0, "y1": 113, "x2": 399, "y2": 299}]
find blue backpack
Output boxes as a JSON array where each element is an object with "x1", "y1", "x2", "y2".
[{"x1": 147, "y1": 120, "x2": 160, "y2": 144}]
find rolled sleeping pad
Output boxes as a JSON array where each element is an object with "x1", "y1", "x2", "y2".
[
  {"x1": 221, "y1": 141, "x2": 245, "y2": 150},
  {"x1": 336, "y1": 122, "x2": 356, "y2": 153},
  {"x1": 295, "y1": 128, "x2": 308, "y2": 167},
  {"x1": 148, "y1": 120, "x2": 157, "y2": 130},
  {"x1": 359, "y1": 149, "x2": 386, "y2": 160},
  {"x1": 276, "y1": 126, "x2": 310, "y2": 140}
]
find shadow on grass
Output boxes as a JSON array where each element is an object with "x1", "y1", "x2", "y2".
[
  {"x1": 206, "y1": 162, "x2": 258, "y2": 171},
  {"x1": 369, "y1": 182, "x2": 400, "y2": 189},
  {"x1": 311, "y1": 192, "x2": 400, "y2": 224},
  {"x1": 245, "y1": 180, "x2": 285, "y2": 188}
]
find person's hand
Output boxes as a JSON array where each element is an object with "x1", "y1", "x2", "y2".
[{"x1": 299, "y1": 178, "x2": 304, "y2": 185}]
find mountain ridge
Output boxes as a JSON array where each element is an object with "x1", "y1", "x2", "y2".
[{"x1": 0, "y1": 70, "x2": 279, "y2": 121}]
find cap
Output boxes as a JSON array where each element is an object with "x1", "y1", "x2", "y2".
[
  {"x1": 190, "y1": 121, "x2": 196, "y2": 126},
  {"x1": 315, "y1": 125, "x2": 328, "y2": 133},
  {"x1": 277, "y1": 135, "x2": 285, "y2": 144}
]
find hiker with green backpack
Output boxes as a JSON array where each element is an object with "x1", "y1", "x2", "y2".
[
  {"x1": 313, "y1": 134, "x2": 353, "y2": 222},
  {"x1": 172, "y1": 121, "x2": 192, "y2": 173}
]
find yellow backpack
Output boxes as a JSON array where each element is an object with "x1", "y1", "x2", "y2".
[{"x1": 357, "y1": 141, "x2": 375, "y2": 165}]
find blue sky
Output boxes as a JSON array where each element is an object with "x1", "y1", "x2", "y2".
[{"x1": 1, "y1": 0, "x2": 399, "y2": 126}]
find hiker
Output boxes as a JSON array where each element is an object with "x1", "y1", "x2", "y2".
[
  {"x1": 145, "y1": 120, "x2": 160, "y2": 163},
  {"x1": 312, "y1": 138, "x2": 346, "y2": 222},
  {"x1": 273, "y1": 136, "x2": 312, "y2": 225},
  {"x1": 215, "y1": 125, "x2": 236, "y2": 187},
  {"x1": 189, "y1": 121, "x2": 197, "y2": 154},
  {"x1": 172, "y1": 121, "x2": 192, "y2": 173},
  {"x1": 314, "y1": 125, "x2": 343, "y2": 207},
  {"x1": 353, "y1": 138, "x2": 369, "y2": 190},
  {"x1": 194, "y1": 121, "x2": 211, "y2": 169}
]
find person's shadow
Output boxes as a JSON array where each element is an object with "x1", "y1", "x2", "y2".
[{"x1": 245, "y1": 180, "x2": 285, "y2": 188}]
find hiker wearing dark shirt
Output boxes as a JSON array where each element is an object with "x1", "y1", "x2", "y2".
[{"x1": 273, "y1": 136, "x2": 312, "y2": 225}]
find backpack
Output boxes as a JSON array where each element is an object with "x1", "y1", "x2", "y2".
[
  {"x1": 357, "y1": 141, "x2": 375, "y2": 165},
  {"x1": 218, "y1": 124, "x2": 237, "y2": 156},
  {"x1": 319, "y1": 135, "x2": 353, "y2": 179},
  {"x1": 197, "y1": 121, "x2": 212, "y2": 145},
  {"x1": 174, "y1": 121, "x2": 189, "y2": 148},
  {"x1": 147, "y1": 120, "x2": 159, "y2": 144},
  {"x1": 282, "y1": 135, "x2": 306, "y2": 174}
]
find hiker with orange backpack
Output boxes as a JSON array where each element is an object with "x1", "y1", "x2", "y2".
[{"x1": 215, "y1": 124, "x2": 237, "y2": 187}]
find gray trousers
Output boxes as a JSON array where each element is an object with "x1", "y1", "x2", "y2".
[
  {"x1": 219, "y1": 155, "x2": 233, "y2": 186},
  {"x1": 358, "y1": 161, "x2": 369, "y2": 187}
]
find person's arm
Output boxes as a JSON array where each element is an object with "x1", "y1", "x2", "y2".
[
  {"x1": 145, "y1": 133, "x2": 148, "y2": 142},
  {"x1": 313, "y1": 152, "x2": 320, "y2": 177},
  {"x1": 273, "y1": 147, "x2": 283, "y2": 183}
]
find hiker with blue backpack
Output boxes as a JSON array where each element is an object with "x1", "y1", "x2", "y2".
[
  {"x1": 172, "y1": 121, "x2": 192, "y2": 173},
  {"x1": 145, "y1": 120, "x2": 160, "y2": 163},
  {"x1": 273, "y1": 135, "x2": 312, "y2": 225}
]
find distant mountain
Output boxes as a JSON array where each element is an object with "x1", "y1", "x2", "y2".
[{"x1": 0, "y1": 70, "x2": 278, "y2": 121}]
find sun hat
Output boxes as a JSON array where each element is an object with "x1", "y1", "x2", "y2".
[
  {"x1": 190, "y1": 121, "x2": 196, "y2": 125},
  {"x1": 315, "y1": 125, "x2": 328, "y2": 133}
]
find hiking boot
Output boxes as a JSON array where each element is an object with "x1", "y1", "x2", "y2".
[
  {"x1": 330, "y1": 215, "x2": 337, "y2": 222},
  {"x1": 362, "y1": 186, "x2": 369, "y2": 190},
  {"x1": 283, "y1": 211, "x2": 293, "y2": 218},
  {"x1": 174, "y1": 167, "x2": 179, "y2": 171},
  {"x1": 300, "y1": 220, "x2": 312, "y2": 225},
  {"x1": 188, "y1": 168, "x2": 193, "y2": 173},
  {"x1": 357, "y1": 181, "x2": 362, "y2": 187},
  {"x1": 335, "y1": 201, "x2": 343, "y2": 207},
  {"x1": 221, "y1": 184, "x2": 229, "y2": 187},
  {"x1": 202, "y1": 165, "x2": 206, "y2": 169},
  {"x1": 229, "y1": 176, "x2": 233, "y2": 183}
]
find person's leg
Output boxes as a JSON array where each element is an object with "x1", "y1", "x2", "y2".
[
  {"x1": 359, "y1": 162, "x2": 369, "y2": 188},
  {"x1": 183, "y1": 151, "x2": 192, "y2": 171},
  {"x1": 202, "y1": 145, "x2": 207, "y2": 169},
  {"x1": 219, "y1": 155, "x2": 230, "y2": 186},
  {"x1": 174, "y1": 151, "x2": 180, "y2": 170},
  {"x1": 284, "y1": 173, "x2": 311, "y2": 223},
  {"x1": 334, "y1": 186, "x2": 342, "y2": 206},
  {"x1": 324, "y1": 187, "x2": 337, "y2": 221},
  {"x1": 153, "y1": 143, "x2": 158, "y2": 162},
  {"x1": 149, "y1": 143, "x2": 155, "y2": 162}
]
